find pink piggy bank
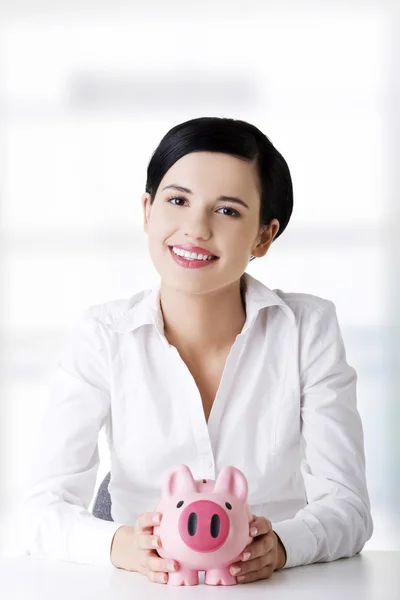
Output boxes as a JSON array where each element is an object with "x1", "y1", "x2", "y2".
[{"x1": 152, "y1": 463, "x2": 253, "y2": 585}]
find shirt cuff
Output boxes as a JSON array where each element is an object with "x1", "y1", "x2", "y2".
[
  {"x1": 69, "y1": 518, "x2": 125, "y2": 567},
  {"x1": 21, "y1": 499, "x2": 126, "y2": 567},
  {"x1": 271, "y1": 517, "x2": 318, "y2": 569}
]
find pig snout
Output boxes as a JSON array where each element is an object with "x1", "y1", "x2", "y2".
[{"x1": 178, "y1": 500, "x2": 230, "y2": 552}]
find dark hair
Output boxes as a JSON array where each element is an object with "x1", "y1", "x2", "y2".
[{"x1": 145, "y1": 117, "x2": 293, "y2": 261}]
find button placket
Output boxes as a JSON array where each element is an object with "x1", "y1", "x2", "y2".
[
  {"x1": 163, "y1": 332, "x2": 246, "y2": 479},
  {"x1": 164, "y1": 341, "x2": 215, "y2": 471},
  {"x1": 200, "y1": 455, "x2": 214, "y2": 469},
  {"x1": 207, "y1": 334, "x2": 246, "y2": 442}
]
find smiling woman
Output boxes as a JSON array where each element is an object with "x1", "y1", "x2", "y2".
[
  {"x1": 21, "y1": 116, "x2": 373, "y2": 588},
  {"x1": 143, "y1": 116, "x2": 293, "y2": 265},
  {"x1": 141, "y1": 118, "x2": 292, "y2": 313},
  {"x1": 139, "y1": 118, "x2": 293, "y2": 359}
]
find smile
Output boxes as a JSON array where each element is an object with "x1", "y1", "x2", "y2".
[{"x1": 168, "y1": 246, "x2": 219, "y2": 269}]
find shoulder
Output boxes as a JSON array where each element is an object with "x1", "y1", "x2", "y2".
[
  {"x1": 274, "y1": 289, "x2": 335, "y2": 311},
  {"x1": 77, "y1": 288, "x2": 151, "y2": 326},
  {"x1": 272, "y1": 288, "x2": 337, "y2": 328}
]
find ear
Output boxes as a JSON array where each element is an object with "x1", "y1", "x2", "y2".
[
  {"x1": 251, "y1": 219, "x2": 280, "y2": 258},
  {"x1": 142, "y1": 192, "x2": 152, "y2": 233},
  {"x1": 162, "y1": 464, "x2": 197, "y2": 498},
  {"x1": 213, "y1": 465, "x2": 248, "y2": 502}
]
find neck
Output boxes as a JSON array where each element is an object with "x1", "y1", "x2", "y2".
[{"x1": 159, "y1": 276, "x2": 247, "y2": 356}]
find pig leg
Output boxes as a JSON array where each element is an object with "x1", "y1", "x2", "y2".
[
  {"x1": 204, "y1": 567, "x2": 237, "y2": 586},
  {"x1": 167, "y1": 568, "x2": 199, "y2": 586}
]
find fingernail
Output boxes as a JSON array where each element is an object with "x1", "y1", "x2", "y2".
[
  {"x1": 231, "y1": 566, "x2": 241, "y2": 575},
  {"x1": 250, "y1": 527, "x2": 258, "y2": 536},
  {"x1": 167, "y1": 562, "x2": 176, "y2": 571},
  {"x1": 152, "y1": 515, "x2": 160, "y2": 524},
  {"x1": 237, "y1": 575, "x2": 245, "y2": 582},
  {"x1": 243, "y1": 551, "x2": 251, "y2": 561},
  {"x1": 152, "y1": 538, "x2": 160, "y2": 547},
  {"x1": 158, "y1": 573, "x2": 166, "y2": 583}
]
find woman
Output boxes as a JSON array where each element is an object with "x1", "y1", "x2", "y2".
[{"x1": 21, "y1": 117, "x2": 373, "y2": 585}]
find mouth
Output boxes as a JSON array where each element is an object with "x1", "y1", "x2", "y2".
[{"x1": 168, "y1": 246, "x2": 219, "y2": 261}]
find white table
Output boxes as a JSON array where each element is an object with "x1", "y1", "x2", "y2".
[{"x1": 1, "y1": 551, "x2": 399, "y2": 599}]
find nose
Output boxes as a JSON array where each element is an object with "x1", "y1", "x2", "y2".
[
  {"x1": 178, "y1": 500, "x2": 230, "y2": 552},
  {"x1": 183, "y1": 211, "x2": 211, "y2": 240}
]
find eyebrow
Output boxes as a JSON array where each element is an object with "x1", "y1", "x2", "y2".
[{"x1": 161, "y1": 184, "x2": 250, "y2": 210}]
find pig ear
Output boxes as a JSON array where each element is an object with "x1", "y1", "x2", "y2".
[
  {"x1": 213, "y1": 466, "x2": 248, "y2": 501},
  {"x1": 162, "y1": 464, "x2": 197, "y2": 498}
]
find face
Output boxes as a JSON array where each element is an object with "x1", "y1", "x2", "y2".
[{"x1": 142, "y1": 151, "x2": 279, "y2": 295}]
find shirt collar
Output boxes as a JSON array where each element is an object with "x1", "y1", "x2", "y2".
[{"x1": 104, "y1": 272, "x2": 295, "y2": 338}]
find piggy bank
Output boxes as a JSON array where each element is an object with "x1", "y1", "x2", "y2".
[{"x1": 152, "y1": 463, "x2": 253, "y2": 585}]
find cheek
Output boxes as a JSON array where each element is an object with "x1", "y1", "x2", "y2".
[
  {"x1": 224, "y1": 225, "x2": 252, "y2": 247},
  {"x1": 146, "y1": 220, "x2": 170, "y2": 245}
]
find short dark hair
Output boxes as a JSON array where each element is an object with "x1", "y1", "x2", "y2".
[{"x1": 145, "y1": 117, "x2": 293, "y2": 259}]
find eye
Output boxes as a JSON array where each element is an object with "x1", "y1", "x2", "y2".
[
  {"x1": 225, "y1": 502, "x2": 232, "y2": 510},
  {"x1": 216, "y1": 206, "x2": 240, "y2": 218},
  {"x1": 177, "y1": 500, "x2": 184, "y2": 508},
  {"x1": 166, "y1": 196, "x2": 186, "y2": 206},
  {"x1": 166, "y1": 196, "x2": 240, "y2": 218}
]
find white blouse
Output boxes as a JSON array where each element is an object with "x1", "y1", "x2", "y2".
[{"x1": 19, "y1": 271, "x2": 373, "y2": 569}]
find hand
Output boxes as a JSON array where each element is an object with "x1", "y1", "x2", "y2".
[
  {"x1": 110, "y1": 512, "x2": 180, "y2": 584},
  {"x1": 229, "y1": 515, "x2": 287, "y2": 584}
]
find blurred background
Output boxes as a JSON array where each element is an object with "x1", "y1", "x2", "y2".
[{"x1": 0, "y1": 0, "x2": 398, "y2": 556}]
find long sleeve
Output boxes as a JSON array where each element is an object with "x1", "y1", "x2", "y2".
[
  {"x1": 19, "y1": 309, "x2": 125, "y2": 566},
  {"x1": 271, "y1": 300, "x2": 374, "y2": 569}
]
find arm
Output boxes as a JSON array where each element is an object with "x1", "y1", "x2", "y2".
[
  {"x1": 19, "y1": 310, "x2": 125, "y2": 566},
  {"x1": 271, "y1": 300, "x2": 373, "y2": 569}
]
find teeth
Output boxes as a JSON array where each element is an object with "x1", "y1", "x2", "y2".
[{"x1": 171, "y1": 247, "x2": 216, "y2": 261}]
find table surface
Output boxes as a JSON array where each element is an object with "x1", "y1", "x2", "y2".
[{"x1": 1, "y1": 551, "x2": 399, "y2": 599}]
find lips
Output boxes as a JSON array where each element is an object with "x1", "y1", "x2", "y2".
[
  {"x1": 168, "y1": 245, "x2": 218, "y2": 258},
  {"x1": 168, "y1": 246, "x2": 219, "y2": 269}
]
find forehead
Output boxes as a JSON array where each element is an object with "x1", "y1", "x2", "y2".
[{"x1": 158, "y1": 151, "x2": 259, "y2": 197}]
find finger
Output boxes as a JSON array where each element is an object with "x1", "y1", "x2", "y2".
[
  {"x1": 264, "y1": 532, "x2": 277, "y2": 553},
  {"x1": 237, "y1": 564, "x2": 275, "y2": 584},
  {"x1": 239, "y1": 537, "x2": 262, "y2": 562},
  {"x1": 137, "y1": 533, "x2": 162, "y2": 551},
  {"x1": 249, "y1": 516, "x2": 272, "y2": 537},
  {"x1": 135, "y1": 512, "x2": 161, "y2": 532},
  {"x1": 138, "y1": 547, "x2": 159, "y2": 569},
  {"x1": 231, "y1": 554, "x2": 268, "y2": 577},
  {"x1": 233, "y1": 536, "x2": 268, "y2": 567},
  {"x1": 146, "y1": 553, "x2": 179, "y2": 575},
  {"x1": 241, "y1": 530, "x2": 276, "y2": 561},
  {"x1": 135, "y1": 553, "x2": 170, "y2": 586},
  {"x1": 134, "y1": 560, "x2": 150, "y2": 577},
  {"x1": 145, "y1": 568, "x2": 169, "y2": 584}
]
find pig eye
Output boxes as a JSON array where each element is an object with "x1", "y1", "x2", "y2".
[
  {"x1": 225, "y1": 502, "x2": 232, "y2": 510},
  {"x1": 177, "y1": 500, "x2": 184, "y2": 508}
]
